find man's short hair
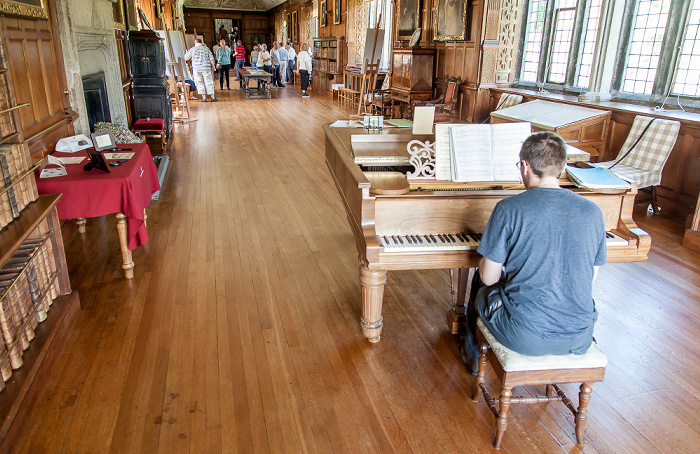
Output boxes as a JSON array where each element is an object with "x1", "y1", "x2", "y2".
[
  {"x1": 520, "y1": 131, "x2": 567, "y2": 178},
  {"x1": 195, "y1": 38, "x2": 202, "y2": 44}
]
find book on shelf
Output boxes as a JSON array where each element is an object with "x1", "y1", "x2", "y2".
[
  {"x1": 442, "y1": 123, "x2": 532, "y2": 182},
  {"x1": 565, "y1": 165, "x2": 631, "y2": 190}
]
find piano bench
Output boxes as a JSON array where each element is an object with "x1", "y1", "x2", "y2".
[{"x1": 472, "y1": 318, "x2": 607, "y2": 450}]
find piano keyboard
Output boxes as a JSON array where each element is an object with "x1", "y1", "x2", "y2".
[{"x1": 378, "y1": 231, "x2": 629, "y2": 252}]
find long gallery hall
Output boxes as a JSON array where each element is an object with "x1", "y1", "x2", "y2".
[{"x1": 5, "y1": 85, "x2": 699, "y2": 453}]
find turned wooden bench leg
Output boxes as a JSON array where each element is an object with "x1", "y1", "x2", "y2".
[
  {"x1": 76, "y1": 218, "x2": 86, "y2": 233},
  {"x1": 575, "y1": 382, "x2": 593, "y2": 446},
  {"x1": 494, "y1": 386, "x2": 513, "y2": 449},
  {"x1": 473, "y1": 342, "x2": 488, "y2": 402}
]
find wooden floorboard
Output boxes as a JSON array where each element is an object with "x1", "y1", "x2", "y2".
[{"x1": 10, "y1": 85, "x2": 700, "y2": 453}]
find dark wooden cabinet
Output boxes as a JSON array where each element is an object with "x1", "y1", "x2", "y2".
[
  {"x1": 389, "y1": 48, "x2": 435, "y2": 118},
  {"x1": 127, "y1": 31, "x2": 172, "y2": 139}
]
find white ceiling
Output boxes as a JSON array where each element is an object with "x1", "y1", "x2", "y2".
[{"x1": 183, "y1": 0, "x2": 287, "y2": 12}]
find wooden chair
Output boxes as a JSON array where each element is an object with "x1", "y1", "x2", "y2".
[
  {"x1": 411, "y1": 77, "x2": 461, "y2": 123},
  {"x1": 593, "y1": 115, "x2": 680, "y2": 213},
  {"x1": 370, "y1": 75, "x2": 392, "y2": 116},
  {"x1": 356, "y1": 60, "x2": 380, "y2": 117},
  {"x1": 473, "y1": 318, "x2": 607, "y2": 450}
]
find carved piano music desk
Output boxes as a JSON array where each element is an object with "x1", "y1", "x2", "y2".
[{"x1": 324, "y1": 124, "x2": 651, "y2": 343}]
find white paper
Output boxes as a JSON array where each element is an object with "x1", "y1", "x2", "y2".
[
  {"x1": 104, "y1": 152, "x2": 135, "y2": 160},
  {"x1": 40, "y1": 167, "x2": 67, "y2": 178},
  {"x1": 412, "y1": 106, "x2": 435, "y2": 135},
  {"x1": 450, "y1": 125, "x2": 494, "y2": 182},
  {"x1": 434, "y1": 124, "x2": 453, "y2": 181},
  {"x1": 57, "y1": 157, "x2": 86, "y2": 165},
  {"x1": 55, "y1": 134, "x2": 92, "y2": 153},
  {"x1": 491, "y1": 123, "x2": 531, "y2": 181}
]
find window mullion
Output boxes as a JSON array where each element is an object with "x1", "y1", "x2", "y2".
[
  {"x1": 654, "y1": 0, "x2": 692, "y2": 99},
  {"x1": 538, "y1": 0, "x2": 558, "y2": 85},
  {"x1": 567, "y1": 0, "x2": 589, "y2": 89}
]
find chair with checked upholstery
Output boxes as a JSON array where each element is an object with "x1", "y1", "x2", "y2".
[
  {"x1": 594, "y1": 115, "x2": 680, "y2": 213},
  {"x1": 472, "y1": 318, "x2": 608, "y2": 449},
  {"x1": 494, "y1": 93, "x2": 523, "y2": 110}
]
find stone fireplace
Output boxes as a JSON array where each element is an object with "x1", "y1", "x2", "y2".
[{"x1": 53, "y1": 0, "x2": 127, "y2": 135}]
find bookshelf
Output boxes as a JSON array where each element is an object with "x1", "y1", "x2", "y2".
[
  {"x1": 312, "y1": 36, "x2": 344, "y2": 91},
  {"x1": 0, "y1": 35, "x2": 79, "y2": 450}
]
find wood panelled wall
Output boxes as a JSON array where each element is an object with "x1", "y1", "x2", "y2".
[
  {"x1": 0, "y1": 0, "x2": 76, "y2": 160},
  {"x1": 491, "y1": 89, "x2": 700, "y2": 218},
  {"x1": 183, "y1": 8, "x2": 270, "y2": 52}
]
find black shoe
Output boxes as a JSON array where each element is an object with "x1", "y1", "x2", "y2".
[{"x1": 459, "y1": 339, "x2": 479, "y2": 377}]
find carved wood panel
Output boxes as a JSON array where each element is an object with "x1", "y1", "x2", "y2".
[{"x1": 1, "y1": 14, "x2": 70, "y2": 146}]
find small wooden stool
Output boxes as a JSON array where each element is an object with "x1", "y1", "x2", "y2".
[
  {"x1": 133, "y1": 118, "x2": 166, "y2": 154},
  {"x1": 473, "y1": 318, "x2": 607, "y2": 449}
]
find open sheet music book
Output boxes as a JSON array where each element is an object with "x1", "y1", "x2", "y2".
[{"x1": 443, "y1": 123, "x2": 531, "y2": 182}]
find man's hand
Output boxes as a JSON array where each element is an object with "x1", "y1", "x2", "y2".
[{"x1": 479, "y1": 256, "x2": 503, "y2": 286}]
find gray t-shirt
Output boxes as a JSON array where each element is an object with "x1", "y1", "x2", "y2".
[{"x1": 477, "y1": 188, "x2": 607, "y2": 339}]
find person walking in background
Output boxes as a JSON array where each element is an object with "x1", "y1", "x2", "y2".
[
  {"x1": 270, "y1": 42, "x2": 282, "y2": 87},
  {"x1": 278, "y1": 42, "x2": 289, "y2": 86},
  {"x1": 251, "y1": 45, "x2": 259, "y2": 69},
  {"x1": 218, "y1": 25, "x2": 228, "y2": 44},
  {"x1": 297, "y1": 43, "x2": 312, "y2": 98},
  {"x1": 184, "y1": 38, "x2": 218, "y2": 102},
  {"x1": 286, "y1": 42, "x2": 296, "y2": 84},
  {"x1": 233, "y1": 40, "x2": 245, "y2": 83},
  {"x1": 215, "y1": 39, "x2": 232, "y2": 90}
]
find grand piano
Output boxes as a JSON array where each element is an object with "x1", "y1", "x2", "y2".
[{"x1": 324, "y1": 124, "x2": 651, "y2": 343}]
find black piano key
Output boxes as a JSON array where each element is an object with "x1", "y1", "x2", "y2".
[
  {"x1": 439, "y1": 235, "x2": 446, "y2": 243},
  {"x1": 417, "y1": 235, "x2": 423, "y2": 243},
  {"x1": 398, "y1": 236, "x2": 404, "y2": 244},
  {"x1": 448, "y1": 234, "x2": 456, "y2": 242},
  {"x1": 407, "y1": 236, "x2": 413, "y2": 244},
  {"x1": 429, "y1": 234, "x2": 435, "y2": 243}
]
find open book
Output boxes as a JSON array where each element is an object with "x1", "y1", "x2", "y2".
[{"x1": 446, "y1": 123, "x2": 531, "y2": 182}]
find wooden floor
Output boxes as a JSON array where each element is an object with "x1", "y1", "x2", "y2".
[{"x1": 12, "y1": 85, "x2": 700, "y2": 453}]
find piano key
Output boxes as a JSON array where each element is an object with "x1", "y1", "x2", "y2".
[{"x1": 379, "y1": 231, "x2": 628, "y2": 252}]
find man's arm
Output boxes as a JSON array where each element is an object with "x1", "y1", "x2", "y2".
[
  {"x1": 479, "y1": 256, "x2": 503, "y2": 286},
  {"x1": 592, "y1": 266, "x2": 600, "y2": 284}
]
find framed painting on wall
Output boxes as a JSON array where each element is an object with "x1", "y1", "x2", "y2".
[
  {"x1": 292, "y1": 10, "x2": 298, "y2": 42},
  {"x1": 320, "y1": 0, "x2": 327, "y2": 28},
  {"x1": 113, "y1": 0, "x2": 126, "y2": 30},
  {"x1": 0, "y1": 0, "x2": 48, "y2": 19},
  {"x1": 333, "y1": 0, "x2": 341, "y2": 25},
  {"x1": 434, "y1": 0, "x2": 468, "y2": 41},
  {"x1": 250, "y1": 34, "x2": 264, "y2": 47},
  {"x1": 396, "y1": 0, "x2": 420, "y2": 41},
  {"x1": 287, "y1": 12, "x2": 291, "y2": 40}
]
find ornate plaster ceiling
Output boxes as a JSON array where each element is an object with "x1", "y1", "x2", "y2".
[{"x1": 183, "y1": 0, "x2": 286, "y2": 11}]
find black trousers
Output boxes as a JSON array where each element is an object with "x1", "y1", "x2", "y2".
[
  {"x1": 300, "y1": 70, "x2": 309, "y2": 92},
  {"x1": 219, "y1": 64, "x2": 230, "y2": 88}
]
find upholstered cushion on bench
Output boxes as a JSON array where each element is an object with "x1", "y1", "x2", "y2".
[
  {"x1": 133, "y1": 118, "x2": 165, "y2": 131},
  {"x1": 477, "y1": 318, "x2": 608, "y2": 372}
]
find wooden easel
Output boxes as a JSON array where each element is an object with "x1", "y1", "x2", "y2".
[
  {"x1": 163, "y1": 27, "x2": 197, "y2": 123},
  {"x1": 351, "y1": 13, "x2": 382, "y2": 119}
]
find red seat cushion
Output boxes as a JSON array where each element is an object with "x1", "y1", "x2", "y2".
[{"x1": 133, "y1": 118, "x2": 165, "y2": 131}]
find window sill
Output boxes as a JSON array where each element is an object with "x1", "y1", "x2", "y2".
[{"x1": 491, "y1": 87, "x2": 700, "y2": 125}]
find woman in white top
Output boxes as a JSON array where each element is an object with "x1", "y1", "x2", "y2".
[
  {"x1": 296, "y1": 44, "x2": 313, "y2": 98},
  {"x1": 257, "y1": 44, "x2": 272, "y2": 74}
]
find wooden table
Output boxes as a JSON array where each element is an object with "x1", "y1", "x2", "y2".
[
  {"x1": 490, "y1": 100, "x2": 611, "y2": 159},
  {"x1": 35, "y1": 143, "x2": 160, "y2": 279},
  {"x1": 238, "y1": 67, "x2": 272, "y2": 99}
]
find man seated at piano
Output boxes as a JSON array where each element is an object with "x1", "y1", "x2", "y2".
[{"x1": 459, "y1": 132, "x2": 607, "y2": 376}]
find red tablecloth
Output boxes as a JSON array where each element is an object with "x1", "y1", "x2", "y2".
[{"x1": 36, "y1": 143, "x2": 160, "y2": 250}]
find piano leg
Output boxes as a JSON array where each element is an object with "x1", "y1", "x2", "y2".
[
  {"x1": 359, "y1": 265, "x2": 387, "y2": 343},
  {"x1": 447, "y1": 268, "x2": 476, "y2": 334}
]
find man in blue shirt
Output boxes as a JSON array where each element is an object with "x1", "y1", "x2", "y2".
[{"x1": 460, "y1": 132, "x2": 607, "y2": 375}]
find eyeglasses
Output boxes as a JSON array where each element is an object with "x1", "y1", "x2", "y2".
[{"x1": 515, "y1": 160, "x2": 523, "y2": 170}]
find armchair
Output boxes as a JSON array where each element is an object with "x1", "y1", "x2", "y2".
[{"x1": 410, "y1": 77, "x2": 461, "y2": 123}]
